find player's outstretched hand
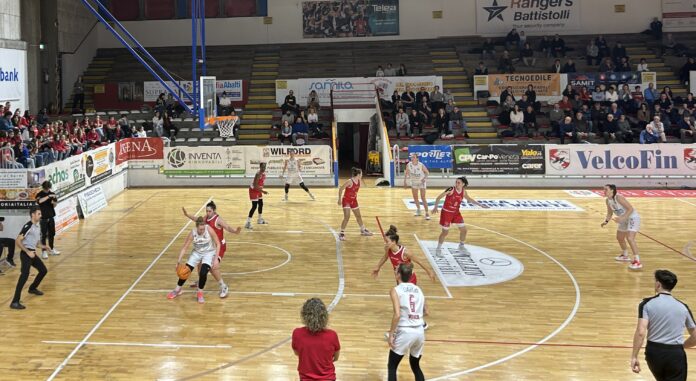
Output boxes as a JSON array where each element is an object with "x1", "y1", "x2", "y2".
[
  {"x1": 181, "y1": 207, "x2": 187, "y2": 215},
  {"x1": 263, "y1": 190, "x2": 269, "y2": 195},
  {"x1": 234, "y1": 227, "x2": 242, "y2": 234},
  {"x1": 431, "y1": 207, "x2": 439, "y2": 215},
  {"x1": 427, "y1": 270, "x2": 435, "y2": 281},
  {"x1": 337, "y1": 200, "x2": 341, "y2": 206},
  {"x1": 600, "y1": 221, "x2": 608, "y2": 228}
]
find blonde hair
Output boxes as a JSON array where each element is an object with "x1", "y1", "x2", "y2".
[{"x1": 301, "y1": 298, "x2": 329, "y2": 333}]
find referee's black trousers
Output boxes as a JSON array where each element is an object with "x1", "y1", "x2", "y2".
[
  {"x1": 646, "y1": 341, "x2": 688, "y2": 381},
  {"x1": 12, "y1": 251, "x2": 48, "y2": 304}
]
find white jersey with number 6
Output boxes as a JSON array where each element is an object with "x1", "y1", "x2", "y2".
[{"x1": 395, "y1": 282, "x2": 424, "y2": 327}]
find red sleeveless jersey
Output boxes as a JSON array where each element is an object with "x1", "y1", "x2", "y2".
[
  {"x1": 387, "y1": 245, "x2": 417, "y2": 284},
  {"x1": 343, "y1": 178, "x2": 360, "y2": 200},
  {"x1": 442, "y1": 188, "x2": 464, "y2": 212},
  {"x1": 207, "y1": 214, "x2": 225, "y2": 244},
  {"x1": 250, "y1": 172, "x2": 266, "y2": 189}
]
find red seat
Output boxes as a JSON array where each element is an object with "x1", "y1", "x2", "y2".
[
  {"x1": 145, "y1": 0, "x2": 175, "y2": 19},
  {"x1": 111, "y1": 0, "x2": 140, "y2": 20},
  {"x1": 225, "y1": 0, "x2": 256, "y2": 16}
]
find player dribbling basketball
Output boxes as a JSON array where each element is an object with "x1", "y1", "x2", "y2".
[{"x1": 431, "y1": 177, "x2": 487, "y2": 255}]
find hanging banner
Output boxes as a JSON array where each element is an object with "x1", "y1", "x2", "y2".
[
  {"x1": 144, "y1": 79, "x2": 244, "y2": 102},
  {"x1": 302, "y1": 0, "x2": 399, "y2": 38},
  {"x1": 0, "y1": 47, "x2": 28, "y2": 112},
  {"x1": 29, "y1": 155, "x2": 87, "y2": 198},
  {"x1": 0, "y1": 170, "x2": 28, "y2": 189},
  {"x1": 453, "y1": 145, "x2": 545, "y2": 175},
  {"x1": 54, "y1": 196, "x2": 79, "y2": 235},
  {"x1": 245, "y1": 146, "x2": 332, "y2": 176},
  {"x1": 475, "y1": 0, "x2": 581, "y2": 35},
  {"x1": 568, "y1": 72, "x2": 657, "y2": 92},
  {"x1": 484, "y1": 74, "x2": 563, "y2": 103},
  {"x1": 115, "y1": 137, "x2": 164, "y2": 165},
  {"x1": 276, "y1": 76, "x2": 443, "y2": 106},
  {"x1": 545, "y1": 144, "x2": 696, "y2": 176},
  {"x1": 163, "y1": 146, "x2": 245, "y2": 175},
  {"x1": 662, "y1": 0, "x2": 696, "y2": 31},
  {"x1": 407, "y1": 145, "x2": 453, "y2": 170}
]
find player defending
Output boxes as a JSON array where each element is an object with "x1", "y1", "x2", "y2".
[
  {"x1": 246, "y1": 162, "x2": 268, "y2": 229},
  {"x1": 337, "y1": 167, "x2": 373, "y2": 241},
  {"x1": 404, "y1": 154, "x2": 430, "y2": 220},
  {"x1": 601, "y1": 184, "x2": 642, "y2": 270},
  {"x1": 372, "y1": 225, "x2": 434, "y2": 284},
  {"x1": 431, "y1": 177, "x2": 487, "y2": 255},
  {"x1": 282, "y1": 150, "x2": 315, "y2": 201}
]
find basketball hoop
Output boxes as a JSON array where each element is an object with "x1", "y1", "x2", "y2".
[{"x1": 207, "y1": 116, "x2": 238, "y2": 139}]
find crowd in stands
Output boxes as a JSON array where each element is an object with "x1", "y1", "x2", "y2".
[
  {"x1": 277, "y1": 90, "x2": 328, "y2": 145},
  {"x1": 375, "y1": 63, "x2": 408, "y2": 77},
  {"x1": 497, "y1": 83, "x2": 696, "y2": 144}
]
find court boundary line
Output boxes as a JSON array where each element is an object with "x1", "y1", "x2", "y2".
[
  {"x1": 128, "y1": 289, "x2": 452, "y2": 299},
  {"x1": 677, "y1": 198, "x2": 696, "y2": 208},
  {"x1": 638, "y1": 232, "x2": 696, "y2": 263},
  {"x1": 413, "y1": 234, "x2": 452, "y2": 299},
  {"x1": 220, "y1": 241, "x2": 292, "y2": 275},
  {"x1": 173, "y1": 220, "x2": 345, "y2": 381},
  {"x1": 46, "y1": 196, "x2": 213, "y2": 381},
  {"x1": 427, "y1": 223, "x2": 581, "y2": 381},
  {"x1": 426, "y1": 338, "x2": 696, "y2": 351},
  {"x1": 42, "y1": 341, "x2": 231, "y2": 349}
]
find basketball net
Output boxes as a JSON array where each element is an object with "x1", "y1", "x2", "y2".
[{"x1": 207, "y1": 116, "x2": 238, "y2": 139}]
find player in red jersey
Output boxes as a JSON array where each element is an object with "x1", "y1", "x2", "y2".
[
  {"x1": 372, "y1": 225, "x2": 434, "y2": 284},
  {"x1": 246, "y1": 162, "x2": 268, "y2": 229},
  {"x1": 431, "y1": 177, "x2": 487, "y2": 255},
  {"x1": 182, "y1": 201, "x2": 241, "y2": 298},
  {"x1": 337, "y1": 167, "x2": 373, "y2": 241}
]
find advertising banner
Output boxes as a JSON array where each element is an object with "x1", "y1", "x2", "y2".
[
  {"x1": 144, "y1": 79, "x2": 243, "y2": 102},
  {"x1": 545, "y1": 144, "x2": 696, "y2": 176},
  {"x1": 0, "y1": 170, "x2": 28, "y2": 189},
  {"x1": 568, "y1": 72, "x2": 657, "y2": 91},
  {"x1": 163, "y1": 146, "x2": 245, "y2": 175},
  {"x1": 662, "y1": 0, "x2": 696, "y2": 31},
  {"x1": 403, "y1": 198, "x2": 583, "y2": 212},
  {"x1": 276, "y1": 76, "x2": 443, "y2": 107},
  {"x1": 245, "y1": 146, "x2": 333, "y2": 176},
  {"x1": 475, "y1": 0, "x2": 581, "y2": 35},
  {"x1": 29, "y1": 155, "x2": 87, "y2": 198},
  {"x1": 115, "y1": 137, "x2": 164, "y2": 166},
  {"x1": 54, "y1": 196, "x2": 79, "y2": 235},
  {"x1": 0, "y1": 188, "x2": 38, "y2": 210},
  {"x1": 453, "y1": 145, "x2": 545, "y2": 175},
  {"x1": 302, "y1": 0, "x2": 399, "y2": 38},
  {"x1": 0, "y1": 47, "x2": 28, "y2": 112},
  {"x1": 486, "y1": 73, "x2": 562, "y2": 102},
  {"x1": 78, "y1": 185, "x2": 108, "y2": 218},
  {"x1": 407, "y1": 145, "x2": 452, "y2": 170},
  {"x1": 84, "y1": 145, "x2": 117, "y2": 184}
]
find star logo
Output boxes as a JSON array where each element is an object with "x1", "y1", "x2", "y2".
[{"x1": 483, "y1": 0, "x2": 507, "y2": 22}]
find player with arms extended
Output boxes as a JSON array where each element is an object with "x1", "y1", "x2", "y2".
[{"x1": 431, "y1": 177, "x2": 488, "y2": 255}]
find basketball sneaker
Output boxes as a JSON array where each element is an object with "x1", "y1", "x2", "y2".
[
  {"x1": 435, "y1": 247, "x2": 443, "y2": 257},
  {"x1": 309, "y1": 193, "x2": 316, "y2": 201},
  {"x1": 361, "y1": 229, "x2": 374, "y2": 236},
  {"x1": 425, "y1": 215, "x2": 431, "y2": 220},
  {"x1": 614, "y1": 254, "x2": 631, "y2": 262},
  {"x1": 257, "y1": 218, "x2": 268, "y2": 225},
  {"x1": 283, "y1": 194, "x2": 288, "y2": 202},
  {"x1": 196, "y1": 290, "x2": 205, "y2": 304},
  {"x1": 628, "y1": 260, "x2": 643, "y2": 270},
  {"x1": 244, "y1": 221, "x2": 253, "y2": 230},
  {"x1": 41, "y1": 251, "x2": 48, "y2": 259},
  {"x1": 167, "y1": 287, "x2": 183, "y2": 299},
  {"x1": 51, "y1": 249, "x2": 61, "y2": 255},
  {"x1": 458, "y1": 243, "x2": 470, "y2": 254},
  {"x1": 414, "y1": 210, "x2": 422, "y2": 217},
  {"x1": 4, "y1": 258, "x2": 15, "y2": 268},
  {"x1": 219, "y1": 284, "x2": 229, "y2": 298},
  {"x1": 423, "y1": 322, "x2": 429, "y2": 330},
  {"x1": 339, "y1": 232, "x2": 346, "y2": 241}
]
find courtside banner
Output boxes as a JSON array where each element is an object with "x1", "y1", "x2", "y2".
[
  {"x1": 115, "y1": 137, "x2": 164, "y2": 166},
  {"x1": 163, "y1": 146, "x2": 245, "y2": 175},
  {"x1": 407, "y1": 145, "x2": 452, "y2": 170},
  {"x1": 475, "y1": 0, "x2": 581, "y2": 35},
  {"x1": 302, "y1": 0, "x2": 399, "y2": 38},
  {"x1": 29, "y1": 155, "x2": 87, "y2": 198},
  {"x1": 54, "y1": 196, "x2": 79, "y2": 235},
  {"x1": 546, "y1": 144, "x2": 696, "y2": 176},
  {"x1": 84, "y1": 145, "x2": 117, "y2": 185},
  {"x1": 78, "y1": 185, "x2": 108, "y2": 218},
  {"x1": 245, "y1": 145, "x2": 332, "y2": 176},
  {"x1": 453, "y1": 145, "x2": 545, "y2": 175},
  {"x1": 276, "y1": 76, "x2": 443, "y2": 106},
  {"x1": 403, "y1": 198, "x2": 583, "y2": 212}
]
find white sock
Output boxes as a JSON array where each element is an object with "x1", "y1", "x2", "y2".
[
  {"x1": 258, "y1": 214, "x2": 263, "y2": 219},
  {"x1": 622, "y1": 249, "x2": 628, "y2": 256},
  {"x1": 175, "y1": 285, "x2": 182, "y2": 291},
  {"x1": 634, "y1": 255, "x2": 640, "y2": 261},
  {"x1": 436, "y1": 243, "x2": 442, "y2": 249},
  {"x1": 246, "y1": 217, "x2": 251, "y2": 223}
]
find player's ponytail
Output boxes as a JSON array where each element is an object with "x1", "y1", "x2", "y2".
[
  {"x1": 351, "y1": 167, "x2": 362, "y2": 177},
  {"x1": 206, "y1": 201, "x2": 217, "y2": 210},
  {"x1": 386, "y1": 225, "x2": 398, "y2": 236},
  {"x1": 457, "y1": 176, "x2": 469, "y2": 187},
  {"x1": 606, "y1": 184, "x2": 617, "y2": 199}
]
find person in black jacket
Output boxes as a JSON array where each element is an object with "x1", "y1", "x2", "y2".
[
  {"x1": 558, "y1": 116, "x2": 578, "y2": 144},
  {"x1": 561, "y1": 58, "x2": 577, "y2": 73},
  {"x1": 602, "y1": 113, "x2": 619, "y2": 143},
  {"x1": 499, "y1": 86, "x2": 515, "y2": 105},
  {"x1": 35, "y1": 181, "x2": 59, "y2": 259},
  {"x1": 408, "y1": 109, "x2": 424, "y2": 136},
  {"x1": 434, "y1": 108, "x2": 451, "y2": 138}
]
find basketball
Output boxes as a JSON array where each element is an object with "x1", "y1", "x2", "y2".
[{"x1": 176, "y1": 263, "x2": 191, "y2": 280}]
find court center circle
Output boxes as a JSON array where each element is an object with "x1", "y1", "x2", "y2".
[{"x1": 223, "y1": 241, "x2": 291, "y2": 275}]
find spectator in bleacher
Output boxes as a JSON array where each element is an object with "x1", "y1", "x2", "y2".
[
  {"x1": 474, "y1": 61, "x2": 489, "y2": 77},
  {"x1": 523, "y1": 105, "x2": 537, "y2": 137},
  {"x1": 518, "y1": 31, "x2": 527, "y2": 49},
  {"x1": 398, "y1": 64, "x2": 407, "y2": 76},
  {"x1": 559, "y1": 116, "x2": 578, "y2": 144},
  {"x1": 165, "y1": 93, "x2": 176, "y2": 117},
  {"x1": 390, "y1": 90, "x2": 401, "y2": 107},
  {"x1": 395, "y1": 108, "x2": 409, "y2": 138},
  {"x1": 155, "y1": 93, "x2": 166, "y2": 114},
  {"x1": 679, "y1": 57, "x2": 696, "y2": 85},
  {"x1": 384, "y1": 63, "x2": 397, "y2": 77},
  {"x1": 679, "y1": 114, "x2": 696, "y2": 143},
  {"x1": 499, "y1": 86, "x2": 514, "y2": 105},
  {"x1": 417, "y1": 96, "x2": 432, "y2": 125},
  {"x1": 609, "y1": 102, "x2": 623, "y2": 119},
  {"x1": 617, "y1": 114, "x2": 635, "y2": 142},
  {"x1": 562, "y1": 85, "x2": 577, "y2": 99},
  {"x1": 443, "y1": 88, "x2": 455, "y2": 105},
  {"x1": 375, "y1": 65, "x2": 385, "y2": 77},
  {"x1": 135, "y1": 125, "x2": 147, "y2": 138},
  {"x1": 525, "y1": 85, "x2": 540, "y2": 111},
  {"x1": 579, "y1": 86, "x2": 592, "y2": 105},
  {"x1": 292, "y1": 116, "x2": 309, "y2": 146},
  {"x1": 430, "y1": 86, "x2": 445, "y2": 113},
  {"x1": 163, "y1": 112, "x2": 178, "y2": 141},
  {"x1": 616, "y1": 57, "x2": 631, "y2": 72},
  {"x1": 612, "y1": 42, "x2": 627, "y2": 65},
  {"x1": 307, "y1": 90, "x2": 321, "y2": 111},
  {"x1": 560, "y1": 58, "x2": 575, "y2": 73},
  {"x1": 636, "y1": 102, "x2": 651, "y2": 129},
  {"x1": 653, "y1": 104, "x2": 673, "y2": 132},
  {"x1": 510, "y1": 105, "x2": 525, "y2": 137},
  {"x1": 574, "y1": 111, "x2": 593, "y2": 141},
  {"x1": 94, "y1": 115, "x2": 105, "y2": 140},
  {"x1": 581, "y1": 104, "x2": 593, "y2": 130},
  {"x1": 631, "y1": 85, "x2": 645, "y2": 108},
  {"x1": 596, "y1": 36, "x2": 610, "y2": 60},
  {"x1": 104, "y1": 116, "x2": 117, "y2": 143},
  {"x1": 0, "y1": 111, "x2": 13, "y2": 132},
  {"x1": 14, "y1": 142, "x2": 34, "y2": 169},
  {"x1": 551, "y1": 34, "x2": 566, "y2": 58},
  {"x1": 307, "y1": 108, "x2": 321, "y2": 138},
  {"x1": 516, "y1": 94, "x2": 530, "y2": 111},
  {"x1": 72, "y1": 76, "x2": 85, "y2": 112},
  {"x1": 658, "y1": 93, "x2": 673, "y2": 115},
  {"x1": 278, "y1": 120, "x2": 292, "y2": 145},
  {"x1": 644, "y1": 83, "x2": 658, "y2": 107},
  {"x1": 586, "y1": 39, "x2": 600, "y2": 66},
  {"x1": 218, "y1": 91, "x2": 232, "y2": 116},
  {"x1": 481, "y1": 38, "x2": 496, "y2": 60},
  {"x1": 497, "y1": 50, "x2": 515, "y2": 73},
  {"x1": 636, "y1": 58, "x2": 649, "y2": 72},
  {"x1": 599, "y1": 57, "x2": 615, "y2": 72},
  {"x1": 118, "y1": 114, "x2": 132, "y2": 138},
  {"x1": 661, "y1": 33, "x2": 678, "y2": 57},
  {"x1": 520, "y1": 42, "x2": 536, "y2": 67},
  {"x1": 409, "y1": 109, "x2": 424, "y2": 136},
  {"x1": 449, "y1": 106, "x2": 468, "y2": 138},
  {"x1": 650, "y1": 17, "x2": 663, "y2": 40},
  {"x1": 282, "y1": 90, "x2": 300, "y2": 116},
  {"x1": 601, "y1": 113, "x2": 619, "y2": 143},
  {"x1": 151, "y1": 112, "x2": 163, "y2": 138},
  {"x1": 618, "y1": 85, "x2": 633, "y2": 112},
  {"x1": 36, "y1": 109, "x2": 49, "y2": 126},
  {"x1": 548, "y1": 103, "x2": 565, "y2": 136},
  {"x1": 571, "y1": 94, "x2": 584, "y2": 114},
  {"x1": 539, "y1": 35, "x2": 552, "y2": 58},
  {"x1": 550, "y1": 59, "x2": 562, "y2": 73},
  {"x1": 401, "y1": 86, "x2": 416, "y2": 110},
  {"x1": 640, "y1": 117, "x2": 663, "y2": 144},
  {"x1": 605, "y1": 86, "x2": 619, "y2": 106},
  {"x1": 502, "y1": 95, "x2": 516, "y2": 120},
  {"x1": 445, "y1": 99, "x2": 455, "y2": 114},
  {"x1": 282, "y1": 109, "x2": 296, "y2": 130},
  {"x1": 416, "y1": 87, "x2": 430, "y2": 104},
  {"x1": 685, "y1": 93, "x2": 696, "y2": 111},
  {"x1": 505, "y1": 28, "x2": 520, "y2": 51},
  {"x1": 558, "y1": 96, "x2": 573, "y2": 114},
  {"x1": 662, "y1": 86, "x2": 676, "y2": 102},
  {"x1": 435, "y1": 108, "x2": 452, "y2": 139}
]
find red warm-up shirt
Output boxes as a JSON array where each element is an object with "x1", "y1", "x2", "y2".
[{"x1": 291, "y1": 327, "x2": 340, "y2": 381}]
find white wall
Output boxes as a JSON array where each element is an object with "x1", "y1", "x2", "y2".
[
  {"x1": 0, "y1": 0, "x2": 21, "y2": 41},
  {"x1": 62, "y1": 26, "x2": 99, "y2": 105},
  {"x1": 96, "y1": 0, "x2": 662, "y2": 48}
]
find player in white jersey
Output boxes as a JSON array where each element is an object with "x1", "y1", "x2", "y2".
[
  {"x1": 404, "y1": 154, "x2": 430, "y2": 220},
  {"x1": 601, "y1": 184, "x2": 642, "y2": 270},
  {"x1": 387, "y1": 263, "x2": 426, "y2": 381},
  {"x1": 282, "y1": 150, "x2": 315, "y2": 201},
  {"x1": 168, "y1": 217, "x2": 221, "y2": 303}
]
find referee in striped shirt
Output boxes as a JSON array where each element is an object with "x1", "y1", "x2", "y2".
[{"x1": 632, "y1": 270, "x2": 696, "y2": 381}]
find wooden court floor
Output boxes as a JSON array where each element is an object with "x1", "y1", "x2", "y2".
[{"x1": 0, "y1": 185, "x2": 694, "y2": 380}]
